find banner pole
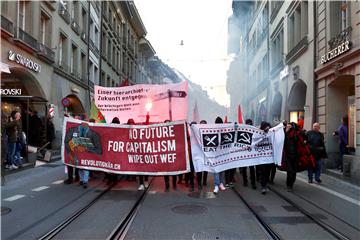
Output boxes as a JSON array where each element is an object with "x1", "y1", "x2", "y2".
[{"x1": 168, "y1": 89, "x2": 173, "y2": 121}]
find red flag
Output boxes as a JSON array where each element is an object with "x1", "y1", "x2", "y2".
[
  {"x1": 120, "y1": 77, "x2": 129, "y2": 87},
  {"x1": 237, "y1": 105, "x2": 243, "y2": 124},
  {"x1": 224, "y1": 116, "x2": 228, "y2": 123}
]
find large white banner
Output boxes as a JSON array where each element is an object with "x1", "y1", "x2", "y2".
[
  {"x1": 190, "y1": 123, "x2": 285, "y2": 173},
  {"x1": 95, "y1": 82, "x2": 188, "y2": 123}
]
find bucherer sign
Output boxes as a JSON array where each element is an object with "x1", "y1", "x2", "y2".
[{"x1": 320, "y1": 41, "x2": 351, "y2": 64}]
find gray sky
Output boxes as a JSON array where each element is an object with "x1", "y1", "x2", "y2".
[{"x1": 135, "y1": 0, "x2": 232, "y2": 107}]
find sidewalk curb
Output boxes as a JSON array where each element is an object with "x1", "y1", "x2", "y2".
[{"x1": 324, "y1": 169, "x2": 360, "y2": 186}]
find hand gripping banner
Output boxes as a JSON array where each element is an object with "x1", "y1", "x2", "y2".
[
  {"x1": 62, "y1": 118, "x2": 190, "y2": 175},
  {"x1": 190, "y1": 123, "x2": 285, "y2": 173}
]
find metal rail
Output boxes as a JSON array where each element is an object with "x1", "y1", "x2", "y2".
[
  {"x1": 269, "y1": 186, "x2": 351, "y2": 240},
  {"x1": 231, "y1": 188, "x2": 282, "y2": 240},
  {"x1": 107, "y1": 178, "x2": 153, "y2": 240},
  {"x1": 38, "y1": 185, "x2": 113, "y2": 240}
]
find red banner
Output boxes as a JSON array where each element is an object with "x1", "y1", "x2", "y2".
[{"x1": 62, "y1": 118, "x2": 190, "y2": 175}]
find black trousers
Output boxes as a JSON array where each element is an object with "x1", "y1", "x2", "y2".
[
  {"x1": 286, "y1": 157, "x2": 297, "y2": 187},
  {"x1": 269, "y1": 164, "x2": 276, "y2": 182},
  {"x1": 67, "y1": 166, "x2": 79, "y2": 180},
  {"x1": 164, "y1": 175, "x2": 177, "y2": 188},
  {"x1": 225, "y1": 168, "x2": 236, "y2": 184},
  {"x1": 259, "y1": 164, "x2": 271, "y2": 188},
  {"x1": 185, "y1": 160, "x2": 195, "y2": 188},
  {"x1": 196, "y1": 172, "x2": 208, "y2": 186},
  {"x1": 139, "y1": 175, "x2": 148, "y2": 185},
  {"x1": 241, "y1": 166, "x2": 256, "y2": 185}
]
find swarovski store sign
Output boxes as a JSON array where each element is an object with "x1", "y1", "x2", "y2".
[
  {"x1": 320, "y1": 41, "x2": 351, "y2": 64},
  {"x1": 8, "y1": 50, "x2": 41, "y2": 73}
]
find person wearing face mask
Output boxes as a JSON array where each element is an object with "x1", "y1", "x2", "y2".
[{"x1": 213, "y1": 117, "x2": 226, "y2": 194}]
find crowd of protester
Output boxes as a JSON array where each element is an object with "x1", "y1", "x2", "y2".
[{"x1": 59, "y1": 113, "x2": 348, "y2": 196}]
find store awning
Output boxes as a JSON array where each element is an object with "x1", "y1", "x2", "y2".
[{"x1": 1, "y1": 95, "x2": 48, "y2": 103}]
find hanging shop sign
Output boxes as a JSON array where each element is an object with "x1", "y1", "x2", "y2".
[
  {"x1": 320, "y1": 41, "x2": 351, "y2": 64},
  {"x1": 8, "y1": 50, "x2": 41, "y2": 73}
]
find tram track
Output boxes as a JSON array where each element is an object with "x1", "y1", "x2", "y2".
[
  {"x1": 268, "y1": 186, "x2": 352, "y2": 240},
  {"x1": 231, "y1": 187, "x2": 282, "y2": 240},
  {"x1": 38, "y1": 178, "x2": 153, "y2": 240}
]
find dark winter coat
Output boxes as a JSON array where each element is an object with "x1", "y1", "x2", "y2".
[{"x1": 306, "y1": 130, "x2": 327, "y2": 160}]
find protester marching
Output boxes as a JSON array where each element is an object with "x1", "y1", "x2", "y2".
[{"x1": 59, "y1": 82, "x2": 327, "y2": 197}]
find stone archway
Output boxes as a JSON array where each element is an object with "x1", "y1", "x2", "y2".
[{"x1": 65, "y1": 94, "x2": 85, "y2": 116}]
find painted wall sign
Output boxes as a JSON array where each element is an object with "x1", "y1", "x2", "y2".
[
  {"x1": 320, "y1": 41, "x2": 351, "y2": 64},
  {"x1": 0, "y1": 88, "x2": 22, "y2": 96},
  {"x1": 8, "y1": 50, "x2": 41, "y2": 73}
]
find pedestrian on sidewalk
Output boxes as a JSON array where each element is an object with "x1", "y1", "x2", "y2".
[
  {"x1": 213, "y1": 117, "x2": 226, "y2": 194},
  {"x1": 5, "y1": 111, "x2": 22, "y2": 170},
  {"x1": 240, "y1": 119, "x2": 256, "y2": 189},
  {"x1": 307, "y1": 123, "x2": 327, "y2": 184},
  {"x1": 185, "y1": 121, "x2": 196, "y2": 192},
  {"x1": 334, "y1": 116, "x2": 348, "y2": 172}
]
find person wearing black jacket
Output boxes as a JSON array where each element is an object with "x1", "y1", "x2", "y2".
[
  {"x1": 284, "y1": 122, "x2": 299, "y2": 191},
  {"x1": 306, "y1": 123, "x2": 327, "y2": 183},
  {"x1": 259, "y1": 121, "x2": 272, "y2": 194},
  {"x1": 240, "y1": 119, "x2": 256, "y2": 189}
]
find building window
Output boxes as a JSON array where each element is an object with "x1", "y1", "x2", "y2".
[
  {"x1": 94, "y1": 66, "x2": 98, "y2": 85},
  {"x1": 102, "y1": 32, "x2": 106, "y2": 55},
  {"x1": 81, "y1": 52, "x2": 86, "y2": 80},
  {"x1": 70, "y1": 44, "x2": 78, "y2": 74},
  {"x1": 288, "y1": 1, "x2": 308, "y2": 50},
  {"x1": 59, "y1": 34, "x2": 67, "y2": 66},
  {"x1": 40, "y1": 12, "x2": 50, "y2": 46},
  {"x1": 107, "y1": 76, "x2": 111, "y2": 87},
  {"x1": 95, "y1": 26, "x2": 99, "y2": 47},
  {"x1": 19, "y1": 1, "x2": 26, "y2": 30},
  {"x1": 271, "y1": 29, "x2": 284, "y2": 69},
  {"x1": 89, "y1": 61, "x2": 93, "y2": 82},
  {"x1": 330, "y1": 1, "x2": 349, "y2": 39},
  {"x1": 82, "y1": 7, "x2": 87, "y2": 33},
  {"x1": 101, "y1": 71, "x2": 106, "y2": 86},
  {"x1": 107, "y1": 39, "x2": 111, "y2": 62}
]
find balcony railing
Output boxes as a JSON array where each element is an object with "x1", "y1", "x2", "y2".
[
  {"x1": 1, "y1": 15, "x2": 14, "y2": 35},
  {"x1": 71, "y1": 19, "x2": 80, "y2": 35},
  {"x1": 58, "y1": 4, "x2": 70, "y2": 24},
  {"x1": 16, "y1": 28, "x2": 39, "y2": 51},
  {"x1": 89, "y1": 38, "x2": 100, "y2": 57},
  {"x1": 328, "y1": 27, "x2": 352, "y2": 50},
  {"x1": 286, "y1": 36, "x2": 308, "y2": 63},
  {"x1": 38, "y1": 43, "x2": 55, "y2": 63}
]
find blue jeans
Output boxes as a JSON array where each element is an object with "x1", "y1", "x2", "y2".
[
  {"x1": 308, "y1": 159, "x2": 321, "y2": 181},
  {"x1": 79, "y1": 170, "x2": 89, "y2": 183},
  {"x1": 7, "y1": 142, "x2": 16, "y2": 165},
  {"x1": 214, "y1": 172, "x2": 225, "y2": 186},
  {"x1": 14, "y1": 142, "x2": 23, "y2": 165},
  {"x1": 338, "y1": 144, "x2": 347, "y2": 170}
]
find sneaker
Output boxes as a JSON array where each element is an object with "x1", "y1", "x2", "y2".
[
  {"x1": 213, "y1": 186, "x2": 219, "y2": 194},
  {"x1": 265, "y1": 187, "x2": 270, "y2": 192},
  {"x1": 315, "y1": 179, "x2": 322, "y2": 183},
  {"x1": 137, "y1": 184, "x2": 145, "y2": 191},
  {"x1": 229, "y1": 182, "x2": 234, "y2": 188},
  {"x1": 308, "y1": 179, "x2": 313, "y2": 184},
  {"x1": 261, "y1": 187, "x2": 266, "y2": 194},
  {"x1": 83, "y1": 183, "x2": 88, "y2": 189},
  {"x1": 219, "y1": 183, "x2": 226, "y2": 191},
  {"x1": 63, "y1": 179, "x2": 73, "y2": 184},
  {"x1": 10, "y1": 164, "x2": 18, "y2": 170},
  {"x1": 251, "y1": 184, "x2": 257, "y2": 190},
  {"x1": 79, "y1": 181, "x2": 84, "y2": 186},
  {"x1": 4, "y1": 164, "x2": 11, "y2": 169},
  {"x1": 144, "y1": 181, "x2": 149, "y2": 188},
  {"x1": 225, "y1": 183, "x2": 230, "y2": 188}
]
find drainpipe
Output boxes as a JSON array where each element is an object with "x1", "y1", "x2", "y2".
[
  {"x1": 99, "y1": 1, "x2": 103, "y2": 86},
  {"x1": 87, "y1": 1, "x2": 91, "y2": 112},
  {"x1": 313, "y1": 1, "x2": 317, "y2": 124}
]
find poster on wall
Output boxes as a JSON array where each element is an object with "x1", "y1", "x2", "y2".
[
  {"x1": 94, "y1": 81, "x2": 188, "y2": 123},
  {"x1": 62, "y1": 118, "x2": 190, "y2": 175}
]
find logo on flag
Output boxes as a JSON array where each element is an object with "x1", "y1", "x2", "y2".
[
  {"x1": 236, "y1": 131, "x2": 253, "y2": 145},
  {"x1": 203, "y1": 134, "x2": 218, "y2": 147}
]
